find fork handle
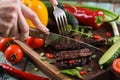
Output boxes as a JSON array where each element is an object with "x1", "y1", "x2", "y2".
[{"x1": 50, "y1": 0, "x2": 58, "y2": 6}]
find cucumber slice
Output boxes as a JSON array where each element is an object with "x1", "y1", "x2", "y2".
[{"x1": 99, "y1": 38, "x2": 120, "y2": 66}]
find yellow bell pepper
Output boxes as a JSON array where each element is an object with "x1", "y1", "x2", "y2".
[{"x1": 21, "y1": 0, "x2": 48, "y2": 28}]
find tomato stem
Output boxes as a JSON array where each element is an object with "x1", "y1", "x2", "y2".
[{"x1": 10, "y1": 53, "x2": 16, "y2": 61}]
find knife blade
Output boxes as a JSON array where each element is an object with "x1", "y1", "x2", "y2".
[{"x1": 29, "y1": 28, "x2": 103, "y2": 53}]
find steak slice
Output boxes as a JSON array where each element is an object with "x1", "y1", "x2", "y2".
[
  {"x1": 55, "y1": 48, "x2": 93, "y2": 61},
  {"x1": 56, "y1": 58, "x2": 89, "y2": 69},
  {"x1": 46, "y1": 37, "x2": 90, "y2": 50}
]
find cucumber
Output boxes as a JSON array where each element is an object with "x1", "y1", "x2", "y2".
[
  {"x1": 65, "y1": 11, "x2": 79, "y2": 29},
  {"x1": 99, "y1": 38, "x2": 120, "y2": 67}
]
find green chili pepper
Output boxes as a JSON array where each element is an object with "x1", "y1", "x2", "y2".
[{"x1": 61, "y1": 69, "x2": 83, "y2": 79}]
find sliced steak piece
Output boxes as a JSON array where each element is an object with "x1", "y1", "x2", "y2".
[
  {"x1": 46, "y1": 37, "x2": 90, "y2": 50},
  {"x1": 55, "y1": 48, "x2": 93, "y2": 61},
  {"x1": 56, "y1": 58, "x2": 89, "y2": 69}
]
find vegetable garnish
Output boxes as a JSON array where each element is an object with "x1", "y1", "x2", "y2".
[
  {"x1": 105, "y1": 32, "x2": 112, "y2": 37},
  {"x1": 80, "y1": 71, "x2": 87, "y2": 75},
  {"x1": 68, "y1": 25, "x2": 93, "y2": 38},
  {"x1": 5, "y1": 44, "x2": 23, "y2": 64},
  {"x1": 99, "y1": 38, "x2": 120, "y2": 68},
  {"x1": 26, "y1": 36, "x2": 44, "y2": 49},
  {"x1": 112, "y1": 58, "x2": 120, "y2": 74},
  {"x1": 0, "y1": 63, "x2": 49, "y2": 80},
  {"x1": 64, "y1": 3, "x2": 120, "y2": 22},
  {"x1": 21, "y1": 0, "x2": 48, "y2": 28},
  {"x1": 0, "y1": 38, "x2": 14, "y2": 52},
  {"x1": 61, "y1": 69, "x2": 83, "y2": 79},
  {"x1": 64, "y1": 3, "x2": 120, "y2": 37},
  {"x1": 93, "y1": 35, "x2": 101, "y2": 40},
  {"x1": 64, "y1": 4, "x2": 105, "y2": 29},
  {"x1": 45, "y1": 53, "x2": 54, "y2": 59},
  {"x1": 108, "y1": 35, "x2": 120, "y2": 44}
]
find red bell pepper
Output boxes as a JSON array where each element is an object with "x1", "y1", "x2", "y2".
[
  {"x1": 64, "y1": 4, "x2": 105, "y2": 29},
  {"x1": 0, "y1": 63, "x2": 49, "y2": 80}
]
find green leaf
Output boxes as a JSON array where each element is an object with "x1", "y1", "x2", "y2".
[
  {"x1": 75, "y1": 67, "x2": 83, "y2": 71},
  {"x1": 108, "y1": 35, "x2": 120, "y2": 43},
  {"x1": 61, "y1": 69, "x2": 83, "y2": 79},
  {"x1": 75, "y1": 25, "x2": 80, "y2": 31},
  {"x1": 86, "y1": 31, "x2": 93, "y2": 38},
  {"x1": 67, "y1": 24, "x2": 73, "y2": 32}
]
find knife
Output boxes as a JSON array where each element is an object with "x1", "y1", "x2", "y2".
[{"x1": 29, "y1": 28, "x2": 103, "y2": 53}]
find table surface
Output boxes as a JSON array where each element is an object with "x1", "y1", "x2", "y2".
[{"x1": 0, "y1": 1, "x2": 120, "y2": 80}]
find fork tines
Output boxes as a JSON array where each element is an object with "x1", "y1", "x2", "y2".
[{"x1": 53, "y1": 6, "x2": 68, "y2": 35}]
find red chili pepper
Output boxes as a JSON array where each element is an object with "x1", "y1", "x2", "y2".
[
  {"x1": 69, "y1": 60, "x2": 75, "y2": 64},
  {"x1": 105, "y1": 32, "x2": 112, "y2": 37},
  {"x1": 80, "y1": 71, "x2": 87, "y2": 75},
  {"x1": 93, "y1": 35, "x2": 101, "y2": 40},
  {"x1": 75, "y1": 36, "x2": 80, "y2": 41},
  {"x1": 64, "y1": 4, "x2": 105, "y2": 29},
  {"x1": 0, "y1": 63, "x2": 49, "y2": 80},
  {"x1": 45, "y1": 53, "x2": 54, "y2": 59}
]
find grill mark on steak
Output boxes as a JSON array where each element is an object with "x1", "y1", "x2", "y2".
[{"x1": 55, "y1": 48, "x2": 93, "y2": 61}]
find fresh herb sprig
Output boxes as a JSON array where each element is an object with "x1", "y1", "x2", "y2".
[{"x1": 68, "y1": 25, "x2": 93, "y2": 38}]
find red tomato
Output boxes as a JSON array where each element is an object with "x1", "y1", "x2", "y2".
[
  {"x1": 45, "y1": 53, "x2": 54, "y2": 59},
  {"x1": 26, "y1": 36, "x2": 44, "y2": 49},
  {"x1": 26, "y1": 36, "x2": 34, "y2": 47},
  {"x1": 0, "y1": 38, "x2": 13, "y2": 52},
  {"x1": 34, "y1": 38, "x2": 44, "y2": 48},
  {"x1": 5, "y1": 44, "x2": 23, "y2": 64},
  {"x1": 112, "y1": 58, "x2": 120, "y2": 74}
]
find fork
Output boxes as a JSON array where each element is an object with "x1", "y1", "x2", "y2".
[{"x1": 50, "y1": 0, "x2": 68, "y2": 35}]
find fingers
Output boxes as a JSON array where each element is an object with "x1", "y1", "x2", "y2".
[
  {"x1": 0, "y1": 0, "x2": 49, "y2": 41},
  {"x1": 17, "y1": 8, "x2": 29, "y2": 41},
  {"x1": 0, "y1": 0, "x2": 19, "y2": 37},
  {"x1": 9, "y1": 13, "x2": 19, "y2": 37},
  {"x1": 20, "y1": 2, "x2": 49, "y2": 34},
  {"x1": 0, "y1": 19, "x2": 12, "y2": 37},
  {"x1": 0, "y1": 0, "x2": 29, "y2": 41}
]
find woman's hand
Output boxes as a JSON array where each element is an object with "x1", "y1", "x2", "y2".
[{"x1": 0, "y1": 0, "x2": 49, "y2": 41}]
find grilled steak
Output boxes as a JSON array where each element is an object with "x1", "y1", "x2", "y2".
[
  {"x1": 47, "y1": 37, "x2": 90, "y2": 50},
  {"x1": 56, "y1": 58, "x2": 89, "y2": 69},
  {"x1": 55, "y1": 48, "x2": 93, "y2": 61}
]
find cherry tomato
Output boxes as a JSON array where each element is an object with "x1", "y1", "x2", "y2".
[
  {"x1": 0, "y1": 38, "x2": 13, "y2": 52},
  {"x1": 26, "y1": 36, "x2": 44, "y2": 49},
  {"x1": 45, "y1": 53, "x2": 54, "y2": 59},
  {"x1": 34, "y1": 38, "x2": 44, "y2": 48},
  {"x1": 5, "y1": 44, "x2": 23, "y2": 64},
  {"x1": 26, "y1": 36, "x2": 34, "y2": 48},
  {"x1": 112, "y1": 58, "x2": 120, "y2": 74}
]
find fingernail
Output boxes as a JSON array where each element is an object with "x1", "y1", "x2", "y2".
[{"x1": 44, "y1": 28, "x2": 50, "y2": 34}]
